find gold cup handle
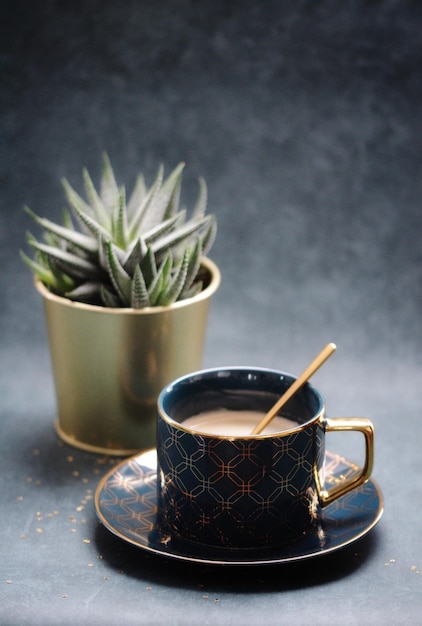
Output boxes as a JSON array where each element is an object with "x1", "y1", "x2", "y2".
[{"x1": 318, "y1": 417, "x2": 375, "y2": 507}]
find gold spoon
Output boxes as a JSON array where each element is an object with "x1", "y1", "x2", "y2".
[{"x1": 250, "y1": 342, "x2": 337, "y2": 435}]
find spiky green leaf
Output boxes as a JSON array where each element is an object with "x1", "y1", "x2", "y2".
[
  {"x1": 131, "y1": 265, "x2": 150, "y2": 309},
  {"x1": 127, "y1": 174, "x2": 147, "y2": 217},
  {"x1": 151, "y1": 215, "x2": 212, "y2": 260},
  {"x1": 163, "y1": 163, "x2": 184, "y2": 220},
  {"x1": 192, "y1": 177, "x2": 207, "y2": 219},
  {"x1": 139, "y1": 245, "x2": 157, "y2": 286},
  {"x1": 147, "y1": 269, "x2": 164, "y2": 306},
  {"x1": 153, "y1": 252, "x2": 173, "y2": 304},
  {"x1": 141, "y1": 162, "x2": 185, "y2": 232},
  {"x1": 43, "y1": 230, "x2": 62, "y2": 249},
  {"x1": 123, "y1": 237, "x2": 148, "y2": 276},
  {"x1": 24, "y1": 206, "x2": 98, "y2": 256},
  {"x1": 158, "y1": 250, "x2": 189, "y2": 306},
  {"x1": 62, "y1": 207, "x2": 74, "y2": 230},
  {"x1": 111, "y1": 186, "x2": 128, "y2": 249},
  {"x1": 128, "y1": 165, "x2": 163, "y2": 238},
  {"x1": 20, "y1": 250, "x2": 75, "y2": 292},
  {"x1": 63, "y1": 189, "x2": 111, "y2": 243},
  {"x1": 62, "y1": 178, "x2": 94, "y2": 235},
  {"x1": 100, "y1": 285, "x2": 121, "y2": 308},
  {"x1": 179, "y1": 239, "x2": 202, "y2": 299},
  {"x1": 200, "y1": 214, "x2": 217, "y2": 257},
  {"x1": 83, "y1": 168, "x2": 110, "y2": 228},
  {"x1": 182, "y1": 280, "x2": 203, "y2": 300},
  {"x1": 143, "y1": 211, "x2": 186, "y2": 246},
  {"x1": 28, "y1": 239, "x2": 98, "y2": 280},
  {"x1": 100, "y1": 152, "x2": 119, "y2": 213},
  {"x1": 105, "y1": 241, "x2": 132, "y2": 305},
  {"x1": 65, "y1": 281, "x2": 103, "y2": 303}
]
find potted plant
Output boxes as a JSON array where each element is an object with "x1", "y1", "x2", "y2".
[{"x1": 21, "y1": 154, "x2": 220, "y2": 455}]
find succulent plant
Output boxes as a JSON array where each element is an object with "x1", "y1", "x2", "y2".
[{"x1": 21, "y1": 154, "x2": 217, "y2": 308}]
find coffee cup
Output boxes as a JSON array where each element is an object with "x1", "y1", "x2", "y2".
[{"x1": 156, "y1": 367, "x2": 374, "y2": 549}]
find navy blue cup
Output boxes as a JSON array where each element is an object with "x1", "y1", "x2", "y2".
[{"x1": 157, "y1": 367, "x2": 374, "y2": 549}]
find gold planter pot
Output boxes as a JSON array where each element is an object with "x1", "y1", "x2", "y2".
[{"x1": 36, "y1": 258, "x2": 220, "y2": 455}]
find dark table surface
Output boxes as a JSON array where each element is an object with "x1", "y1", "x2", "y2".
[{"x1": 1, "y1": 1, "x2": 421, "y2": 624}]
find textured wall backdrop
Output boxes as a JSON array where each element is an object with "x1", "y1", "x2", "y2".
[{"x1": 1, "y1": 0, "x2": 421, "y2": 414}]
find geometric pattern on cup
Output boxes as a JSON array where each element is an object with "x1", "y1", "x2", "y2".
[{"x1": 157, "y1": 420, "x2": 325, "y2": 547}]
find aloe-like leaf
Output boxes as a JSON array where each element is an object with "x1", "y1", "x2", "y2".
[
  {"x1": 100, "y1": 285, "x2": 121, "y2": 308},
  {"x1": 158, "y1": 250, "x2": 189, "y2": 306},
  {"x1": 179, "y1": 239, "x2": 202, "y2": 298},
  {"x1": 25, "y1": 230, "x2": 44, "y2": 255},
  {"x1": 139, "y1": 245, "x2": 157, "y2": 286},
  {"x1": 20, "y1": 250, "x2": 75, "y2": 292},
  {"x1": 62, "y1": 179, "x2": 95, "y2": 235},
  {"x1": 97, "y1": 234, "x2": 108, "y2": 271},
  {"x1": 161, "y1": 251, "x2": 173, "y2": 283},
  {"x1": 181, "y1": 280, "x2": 203, "y2": 300},
  {"x1": 147, "y1": 269, "x2": 164, "y2": 306},
  {"x1": 123, "y1": 237, "x2": 148, "y2": 276},
  {"x1": 131, "y1": 265, "x2": 150, "y2": 309},
  {"x1": 143, "y1": 211, "x2": 186, "y2": 246},
  {"x1": 25, "y1": 232, "x2": 80, "y2": 294},
  {"x1": 163, "y1": 163, "x2": 184, "y2": 221},
  {"x1": 65, "y1": 281, "x2": 103, "y2": 303},
  {"x1": 128, "y1": 164, "x2": 164, "y2": 238},
  {"x1": 97, "y1": 232, "x2": 128, "y2": 270},
  {"x1": 151, "y1": 215, "x2": 212, "y2": 260},
  {"x1": 127, "y1": 173, "x2": 147, "y2": 217},
  {"x1": 98, "y1": 232, "x2": 125, "y2": 269},
  {"x1": 43, "y1": 230, "x2": 62, "y2": 249},
  {"x1": 111, "y1": 186, "x2": 128, "y2": 249},
  {"x1": 65, "y1": 191, "x2": 111, "y2": 243},
  {"x1": 141, "y1": 163, "x2": 185, "y2": 232},
  {"x1": 146, "y1": 249, "x2": 172, "y2": 305},
  {"x1": 192, "y1": 177, "x2": 207, "y2": 219},
  {"x1": 24, "y1": 206, "x2": 98, "y2": 256},
  {"x1": 105, "y1": 241, "x2": 132, "y2": 304},
  {"x1": 153, "y1": 253, "x2": 173, "y2": 304},
  {"x1": 28, "y1": 239, "x2": 99, "y2": 280},
  {"x1": 100, "y1": 152, "x2": 119, "y2": 213},
  {"x1": 83, "y1": 168, "x2": 110, "y2": 228},
  {"x1": 200, "y1": 214, "x2": 217, "y2": 257},
  {"x1": 62, "y1": 207, "x2": 74, "y2": 230}
]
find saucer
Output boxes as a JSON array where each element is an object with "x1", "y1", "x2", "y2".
[{"x1": 95, "y1": 449, "x2": 383, "y2": 566}]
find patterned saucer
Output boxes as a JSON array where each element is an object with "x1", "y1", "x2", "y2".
[{"x1": 95, "y1": 449, "x2": 383, "y2": 566}]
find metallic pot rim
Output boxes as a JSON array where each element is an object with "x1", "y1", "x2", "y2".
[{"x1": 34, "y1": 257, "x2": 221, "y2": 315}]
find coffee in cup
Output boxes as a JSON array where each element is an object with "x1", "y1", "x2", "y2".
[{"x1": 182, "y1": 409, "x2": 298, "y2": 435}]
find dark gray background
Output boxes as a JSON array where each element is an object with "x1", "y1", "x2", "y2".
[{"x1": 1, "y1": 1, "x2": 421, "y2": 624}]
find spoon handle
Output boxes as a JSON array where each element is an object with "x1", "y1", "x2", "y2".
[{"x1": 250, "y1": 342, "x2": 337, "y2": 435}]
